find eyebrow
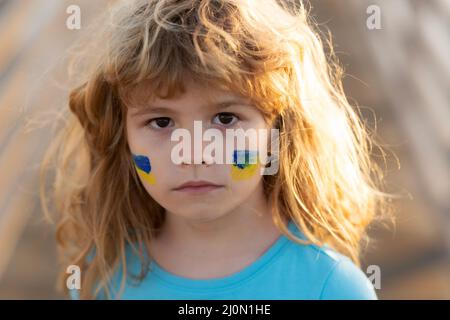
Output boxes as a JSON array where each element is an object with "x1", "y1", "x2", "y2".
[{"x1": 130, "y1": 98, "x2": 251, "y2": 117}]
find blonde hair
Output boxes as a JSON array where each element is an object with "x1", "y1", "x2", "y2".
[{"x1": 41, "y1": 0, "x2": 392, "y2": 299}]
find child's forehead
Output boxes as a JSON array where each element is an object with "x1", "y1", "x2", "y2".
[{"x1": 124, "y1": 76, "x2": 252, "y2": 109}]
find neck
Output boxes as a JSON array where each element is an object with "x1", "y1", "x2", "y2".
[{"x1": 149, "y1": 184, "x2": 285, "y2": 278}]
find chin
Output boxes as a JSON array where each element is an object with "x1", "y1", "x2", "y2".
[{"x1": 172, "y1": 205, "x2": 229, "y2": 222}]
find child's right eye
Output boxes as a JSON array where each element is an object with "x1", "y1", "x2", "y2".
[{"x1": 147, "y1": 117, "x2": 174, "y2": 129}]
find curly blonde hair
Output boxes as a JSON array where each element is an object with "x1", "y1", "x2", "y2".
[{"x1": 41, "y1": 0, "x2": 391, "y2": 299}]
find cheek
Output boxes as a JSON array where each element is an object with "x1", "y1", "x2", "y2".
[
  {"x1": 127, "y1": 125, "x2": 171, "y2": 187},
  {"x1": 131, "y1": 151, "x2": 174, "y2": 189},
  {"x1": 226, "y1": 148, "x2": 265, "y2": 205},
  {"x1": 227, "y1": 158, "x2": 264, "y2": 205},
  {"x1": 230, "y1": 149, "x2": 260, "y2": 181},
  {"x1": 132, "y1": 153, "x2": 157, "y2": 185}
]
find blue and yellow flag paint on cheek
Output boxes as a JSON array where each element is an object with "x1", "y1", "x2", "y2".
[
  {"x1": 132, "y1": 154, "x2": 156, "y2": 185},
  {"x1": 231, "y1": 150, "x2": 259, "y2": 181}
]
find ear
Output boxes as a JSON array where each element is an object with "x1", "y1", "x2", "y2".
[
  {"x1": 69, "y1": 71, "x2": 113, "y2": 126},
  {"x1": 68, "y1": 73, "x2": 123, "y2": 155},
  {"x1": 69, "y1": 81, "x2": 89, "y2": 126}
]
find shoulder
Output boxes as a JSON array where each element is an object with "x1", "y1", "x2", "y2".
[
  {"x1": 68, "y1": 247, "x2": 108, "y2": 300},
  {"x1": 282, "y1": 221, "x2": 378, "y2": 300},
  {"x1": 318, "y1": 254, "x2": 378, "y2": 300}
]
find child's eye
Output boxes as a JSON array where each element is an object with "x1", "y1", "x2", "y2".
[
  {"x1": 212, "y1": 112, "x2": 239, "y2": 126},
  {"x1": 147, "y1": 117, "x2": 174, "y2": 129}
]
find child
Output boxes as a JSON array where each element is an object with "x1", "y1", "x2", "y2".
[{"x1": 41, "y1": 0, "x2": 390, "y2": 299}]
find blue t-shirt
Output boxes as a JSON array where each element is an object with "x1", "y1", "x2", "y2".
[{"x1": 71, "y1": 220, "x2": 377, "y2": 300}]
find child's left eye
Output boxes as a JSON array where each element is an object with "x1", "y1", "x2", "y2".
[{"x1": 212, "y1": 112, "x2": 239, "y2": 126}]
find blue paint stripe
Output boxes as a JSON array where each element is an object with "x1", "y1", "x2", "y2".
[
  {"x1": 233, "y1": 150, "x2": 258, "y2": 169},
  {"x1": 132, "y1": 154, "x2": 151, "y2": 173}
]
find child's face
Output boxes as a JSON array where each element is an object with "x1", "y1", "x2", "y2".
[{"x1": 126, "y1": 77, "x2": 270, "y2": 222}]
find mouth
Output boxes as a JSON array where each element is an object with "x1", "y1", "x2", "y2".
[{"x1": 173, "y1": 180, "x2": 224, "y2": 194}]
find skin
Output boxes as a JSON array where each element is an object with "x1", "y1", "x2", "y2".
[{"x1": 126, "y1": 75, "x2": 284, "y2": 279}]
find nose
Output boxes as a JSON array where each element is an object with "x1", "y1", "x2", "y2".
[
  {"x1": 177, "y1": 120, "x2": 216, "y2": 166},
  {"x1": 181, "y1": 154, "x2": 214, "y2": 166}
]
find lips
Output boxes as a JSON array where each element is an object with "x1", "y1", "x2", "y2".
[{"x1": 173, "y1": 180, "x2": 223, "y2": 193}]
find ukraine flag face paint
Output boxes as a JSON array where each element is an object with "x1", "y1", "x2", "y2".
[
  {"x1": 231, "y1": 150, "x2": 259, "y2": 181},
  {"x1": 132, "y1": 154, "x2": 156, "y2": 185}
]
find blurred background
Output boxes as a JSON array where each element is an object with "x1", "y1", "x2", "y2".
[{"x1": 0, "y1": 0, "x2": 449, "y2": 299}]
